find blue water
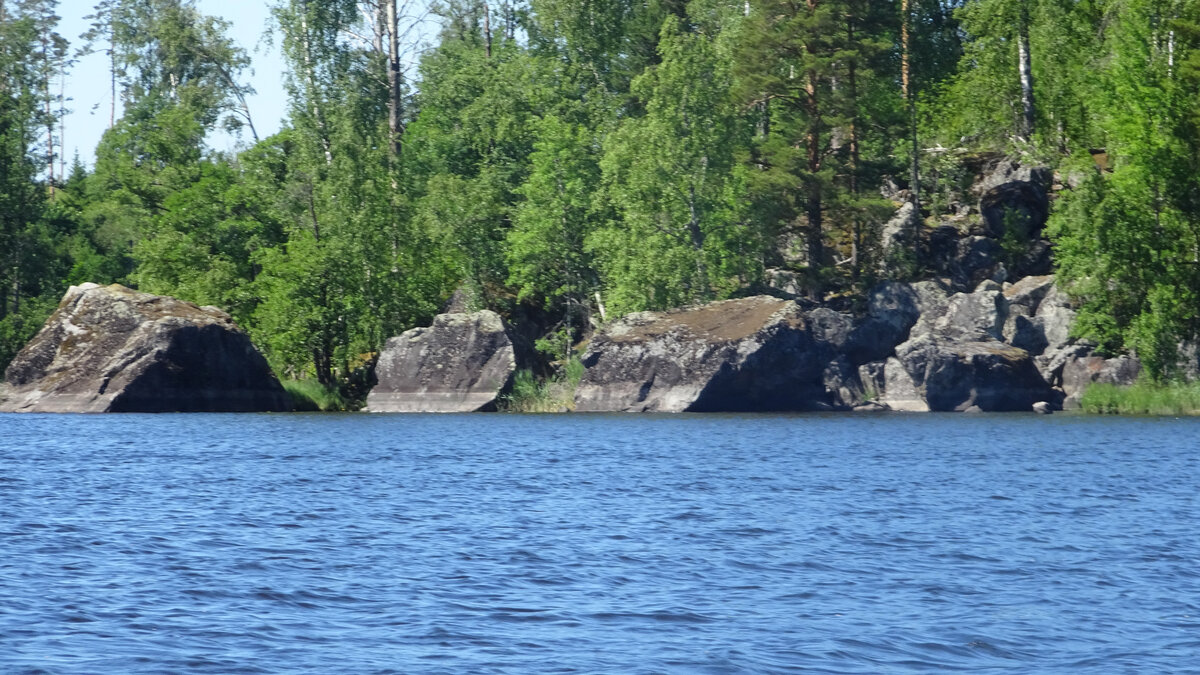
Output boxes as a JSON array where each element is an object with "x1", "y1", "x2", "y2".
[{"x1": 2, "y1": 413, "x2": 1200, "y2": 673}]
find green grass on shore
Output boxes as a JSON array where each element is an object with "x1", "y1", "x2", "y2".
[
  {"x1": 1081, "y1": 381, "x2": 1200, "y2": 416},
  {"x1": 282, "y1": 378, "x2": 348, "y2": 412},
  {"x1": 501, "y1": 359, "x2": 585, "y2": 413}
]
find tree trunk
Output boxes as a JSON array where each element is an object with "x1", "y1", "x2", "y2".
[
  {"x1": 386, "y1": 0, "x2": 402, "y2": 158},
  {"x1": 109, "y1": 29, "x2": 116, "y2": 128},
  {"x1": 41, "y1": 32, "x2": 54, "y2": 195},
  {"x1": 1017, "y1": 11, "x2": 1035, "y2": 140},
  {"x1": 900, "y1": 0, "x2": 910, "y2": 99},
  {"x1": 483, "y1": 2, "x2": 492, "y2": 58},
  {"x1": 847, "y1": 12, "x2": 861, "y2": 279},
  {"x1": 805, "y1": 0, "x2": 823, "y2": 300},
  {"x1": 299, "y1": 9, "x2": 333, "y2": 165},
  {"x1": 903, "y1": 0, "x2": 921, "y2": 257},
  {"x1": 59, "y1": 63, "x2": 66, "y2": 180}
]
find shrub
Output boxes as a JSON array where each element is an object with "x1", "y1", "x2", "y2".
[
  {"x1": 282, "y1": 379, "x2": 348, "y2": 412},
  {"x1": 501, "y1": 358, "x2": 585, "y2": 413},
  {"x1": 1081, "y1": 381, "x2": 1200, "y2": 416}
]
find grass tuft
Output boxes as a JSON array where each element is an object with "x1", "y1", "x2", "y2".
[
  {"x1": 502, "y1": 359, "x2": 585, "y2": 413},
  {"x1": 1081, "y1": 380, "x2": 1200, "y2": 416},
  {"x1": 282, "y1": 379, "x2": 348, "y2": 412}
]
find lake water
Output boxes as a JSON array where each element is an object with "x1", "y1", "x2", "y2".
[{"x1": 2, "y1": 413, "x2": 1199, "y2": 673}]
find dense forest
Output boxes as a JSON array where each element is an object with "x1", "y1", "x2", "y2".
[{"x1": 3, "y1": 0, "x2": 1200, "y2": 396}]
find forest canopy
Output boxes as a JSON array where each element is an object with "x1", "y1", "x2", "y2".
[{"x1": 4, "y1": 0, "x2": 1200, "y2": 390}]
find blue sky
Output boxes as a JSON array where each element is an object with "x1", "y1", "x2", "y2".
[{"x1": 59, "y1": 0, "x2": 289, "y2": 166}]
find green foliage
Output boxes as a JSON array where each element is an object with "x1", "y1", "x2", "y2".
[
  {"x1": 1047, "y1": 0, "x2": 1200, "y2": 381},
  {"x1": 281, "y1": 378, "x2": 347, "y2": 412},
  {"x1": 594, "y1": 15, "x2": 755, "y2": 315},
  {"x1": 507, "y1": 113, "x2": 600, "y2": 315},
  {"x1": 500, "y1": 358, "x2": 586, "y2": 413},
  {"x1": 1081, "y1": 381, "x2": 1200, "y2": 416},
  {"x1": 0, "y1": 295, "x2": 58, "y2": 375}
]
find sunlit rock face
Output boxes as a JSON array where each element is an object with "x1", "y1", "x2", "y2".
[
  {"x1": 0, "y1": 283, "x2": 291, "y2": 413},
  {"x1": 366, "y1": 310, "x2": 517, "y2": 413},
  {"x1": 574, "y1": 296, "x2": 835, "y2": 413}
]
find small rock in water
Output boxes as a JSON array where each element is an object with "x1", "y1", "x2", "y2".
[
  {"x1": 963, "y1": 405, "x2": 984, "y2": 413},
  {"x1": 1032, "y1": 401, "x2": 1052, "y2": 414}
]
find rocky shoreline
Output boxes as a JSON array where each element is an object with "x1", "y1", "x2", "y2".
[
  {"x1": 365, "y1": 273, "x2": 1136, "y2": 415},
  {"x1": 0, "y1": 276, "x2": 1139, "y2": 414}
]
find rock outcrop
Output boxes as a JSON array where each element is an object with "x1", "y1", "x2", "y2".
[
  {"x1": 574, "y1": 296, "x2": 832, "y2": 412},
  {"x1": 917, "y1": 158, "x2": 1055, "y2": 290},
  {"x1": 558, "y1": 265, "x2": 1158, "y2": 414},
  {"x1": 570, "y1": 275, "x2": 1094, "y2": 413},
  {"x1": 0, "y1": 283, "x2": 291, "y2": 413},
  {"x1": 366, "y1": 310, "x2": 518, "y2": 412},
  {"x1": 1061, "y1": 354, "x2": 1142, "y2": 409},
  {"x1": 886, "y1": 279, "x2": 1058, "y2": 411}
]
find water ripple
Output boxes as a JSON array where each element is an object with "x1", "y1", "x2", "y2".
[{"x1": 2, "y1": 413, "x2": 1199, "y2": 672}]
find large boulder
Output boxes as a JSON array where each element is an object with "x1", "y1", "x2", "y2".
[
  {"x1": 899, "y1": 338, "x2": 1053, "y2": 411},
  {"x1": 974, "y1": 160, "x2": 1051, "y2": 240},
  {"x1": 0, "y1": 283, "x2": 290, "y2": 413},
  {"x1": 843, "y1": 280, "x2": 950, "y2": 366},
  {"x1": 574, "y1": 296, "x2": 831, "y2": 412},
  {"x1": 366, "y1": 310, "x2": 518, "y2": 412}
]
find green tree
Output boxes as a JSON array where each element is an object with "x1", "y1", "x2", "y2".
[
  {"x1": 1048, "y1": 0, "x2": 1200, "y2": 380},
  {"x1": 506, "y1": 112, "x2": 602, "y2": 352},
  {"x1": 251, "y1": 0, "x2": 450, "y2": 387},
  {"x1": 594, "y1": 14, "x2": 755, "y2": 314},
  {"x1": 736, "y1": 0, "x2": 900, "y2": 297},
  {"x1": 0, "y1": 1, "x2": 86, "y2": 370}
]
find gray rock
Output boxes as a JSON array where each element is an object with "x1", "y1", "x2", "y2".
[
  {"x1": 975, "y1": 279, "x2": 1003, "y2": 294},
  {"x1": 0, "y1": 283, "x2": 290, "y2": 413},
  {"x1": 979, "y1": 181, "x2": 1049, "y2": 240},
  {"x1": 808, "y1": 308, "x2": 855, "y2": 351},
  {"x1": 963, "y1": 405, "x2": 984, "y2": 414},
  {"x1": 764, "y1": 268, "x2": 803, "y2": 298},
  {"x1": 957, "y1": 236, "x2": 1007, "y2": 289},
  {"x1": 853, "y1": 401, "x2": 889, "y2": 412},
  {"x1": 1061, "y1": 354, "x2": 1142, "y2": 409},
  {"x1": 974, "y1": 159, "x2": 1052, "y2": 196},
  {"x1": 880, "y1": 201, "x2": 920, "y2": 270},
  {"x1": 909, "y1": 339, "x2": 1053, "y2": 412},
  {"x1": 1033, "y1": 401, "x2": 1052, "y2": 414},
  {"x1": 823, "y1": 356, "x2": 866, "y2": 409},
  {"x1": 879, "y1": 356, "x2": 929, "y2": 412},
  {"x1": 1013, "y1": 239, "x2": 1054, "y2": 279},
  {"x1": 844, "y1": 281, "x2": 951, "y2": 366},
  {"x1": 974, "y1": 160, "x2": 1052, "y2": 239},
  {"x1": 1035, "y1": 286, "x2": 1077, "y2": 353},
  {"x1": 1007, "y1": 314, "x2": 1049, "y2": 356},
  {"x1": 1002, "y1": 275, "x2": 1052, "y2": 348},
  {"x1": 1002, "y1": 274, "x2": 1056, "y2": 315},
  {"x1": 910, "y1": 288, "x2": 1007, "y2": 344},
  {"x1": 574, "y1": 296, "x2": 830, "y2": 412},
  {"x1": 858, "y1": 361, "x2": 887, "y2": 401},
  {"x1": 367, "y1": 310, "x2": 518, "y2": 412},
  {"x1": 1037, "y1": 343, "x2": 1093, "y2": 388}
]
